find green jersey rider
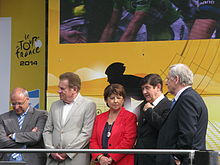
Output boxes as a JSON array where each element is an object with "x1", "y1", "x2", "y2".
[{"x1": 100, "y1": 0, "x2": 189, "y2": 42}]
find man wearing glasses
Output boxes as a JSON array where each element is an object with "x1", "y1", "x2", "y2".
[{"x1": 0, "y1": 87, "x2": 48, "y2": 165}]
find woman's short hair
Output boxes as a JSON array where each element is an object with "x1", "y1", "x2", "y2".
[{"x1": 104, "y1": 84, "x2": 126, "y2": 101}]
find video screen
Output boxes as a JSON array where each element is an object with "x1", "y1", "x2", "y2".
[{"x1": 60, "y1": 0, "x2": 220, "y2": 43}]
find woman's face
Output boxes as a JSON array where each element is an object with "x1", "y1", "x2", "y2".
[{"x1": 106, "y1": 93, "x2": 124, "y2": 110}]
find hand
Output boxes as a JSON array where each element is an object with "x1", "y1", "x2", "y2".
[
  {"x1": 60, "y1": 30, "x2": 87, "y2": 43},
  {"x1": 8, "y1": 134, "x2": 12, "y2": 139},
  {"x1": 58, "y1": 153, "x2": 68, "y2": 160},
  {"x1": 51, "y1": 153, "x2": 66, "y2": 161},
  {"x1": 175, "y1": 159, "x2": 181, "y2": 165},
  {"x1": 31, "y1": 127, "x2": 38, "y2": 132},
  {"x1": 143, "y1": 102, "x2": 154, "y2": 111},
  {"x1": 174, "y1": 156, "x2": 181, "y2": 165},
  {"x1": 99, "y1": 156, "x2": 112, "y2": 165},
  {"x1": 108, "y1": 157, "x2": 113, "y2": 164}
]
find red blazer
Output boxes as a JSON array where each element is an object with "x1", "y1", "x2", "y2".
[{"x1": 90, "y1": 107, "x2": 137, "y2": 165}]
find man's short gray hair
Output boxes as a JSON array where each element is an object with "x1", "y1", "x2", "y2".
[{"x1": 169, "y1": 64, "x2": 193, "y2": 86}]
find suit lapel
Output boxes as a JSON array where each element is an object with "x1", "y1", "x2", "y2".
[
  {"x1": 62, "y1": 95, "x2": 83, "y2": 127},
  {"x1": 163, "y1": 88, "x2": 192, "y2": 122},
  {"x1": 162, "y1": 99, "x2": 177, "y2": 123},
  {"x1": 98, "y1": 112, "x2": 109, "y2": 145},
  {"x1": 138, "y1": 101, "x2": 146, "y2": 127},
  {"x1": 154, "y1": 97, "x2": 167, "y2": 112},
  {"x1": 10, "y1": 111, "x2": 20, "y2": 131},
  {"x1": 21, "y1": 107, "x2": 34, "y2": 131},
  {"x1": 62, "y1": 103, "x2": 76, "y2": 127},
  {"x1": 110, "y1": 108, "x2": 125, "y2": 137},
  {"x1": 169, "y1": 87, "x2": 191, "y2": 112},
  {"x1": 58, "y1": 101, "x2": 64, "y2": 127}
]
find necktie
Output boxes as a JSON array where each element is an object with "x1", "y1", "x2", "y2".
[
  {"x1": 10, "y1": 113, "x2": 26, "y2": 161},
  {"x1": 18, "y1": 113, "x2": 25, "y2": 129},
  {"x1": 170, "y1": 99, "x2": 176, "y2": 109}
]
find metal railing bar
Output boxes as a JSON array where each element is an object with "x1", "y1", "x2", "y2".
[{"x1": 0, "y1": 149, "x2": 197, "y2": 154}]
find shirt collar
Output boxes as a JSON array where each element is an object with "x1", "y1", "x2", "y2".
[
  {"x1": 152, "y1": 94, "x2": 165, "y2": 106},
  {"x1": 18, "y1": 106, "x2": 30, "y2": 117},
  {"x1": 174, "y1": 86, "x2": 191, "y2": 102},
  {"x1": 74, "y1": 93, "x2": 80, "y2": 103},
  {"x1": 63, "y1": 93, "x2": 80, "y2": 105}
]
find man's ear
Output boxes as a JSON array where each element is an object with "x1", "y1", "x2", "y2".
[
  {"x1": 156, "y1": 83, "x2": 162, "y2": 91},
  {"x1": 175, "y1": 76, "x2": 179, "y2": 84},
  {"x1": 72, "y1": 86, "x2": 78, "y2": 92}
]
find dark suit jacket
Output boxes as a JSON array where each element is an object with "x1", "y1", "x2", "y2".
[
  {"x1": 135, "y1": 97, "x2": 171, "y2": 165},
  {"x1": 0, "y1": 107, "x2": 48, "y2": 165},
  {"x1": 90, "y1": 107, "x2": 137, "y2": 165},
  {"x1": 156, "y1": 87, "x2": 208, "y2": 165}
]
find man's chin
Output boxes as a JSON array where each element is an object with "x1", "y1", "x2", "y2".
[
  {"x1": 145, "y1": 97, "x2": 151, "y2": 102},
  {"x1": 167, "y1": 90, "x2": 172, "y2": 94},
  {"x1": 15, "y1": 110, "x2": 22, "y2": 115}
]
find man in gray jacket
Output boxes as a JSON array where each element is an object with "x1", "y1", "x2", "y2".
[
  {"x1": 43, "y1": 72, "x2": 96, "y2": 165},
  {"x1": 0, "y1": 87, "x2": 48, "y2": 165}
]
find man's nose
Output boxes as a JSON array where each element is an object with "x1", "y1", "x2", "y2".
[
  {"x1": 142, "y1": 88, "x2": 147, "y2": 94},
  {"x1": 13, "y1": 104, "x2": 20, "y2": 109}
]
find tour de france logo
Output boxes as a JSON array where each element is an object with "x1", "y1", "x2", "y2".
[{"x1": 16, "y1": 34, "x2": 42, "y2": 66}]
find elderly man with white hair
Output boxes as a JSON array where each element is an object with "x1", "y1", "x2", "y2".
[{"x1": 156, "y1": 64, "x2": 208, "y2": 165}]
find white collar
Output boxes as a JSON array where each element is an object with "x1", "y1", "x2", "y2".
[
  {"x1": 174, "y1": 86, "x2": 191, "y2": 102},
  {"x1": 152, "y1": 94, "x2": 165, "y2": 106},
  {"x1": 63, "y1": 93, "x2": 81, "y2": 105},
  {"x1": 73, "y1": 93, "x2": 80, "y2": 103}
]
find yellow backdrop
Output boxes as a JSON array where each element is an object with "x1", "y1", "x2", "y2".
[
  {"x1": 48, "y1": 0, "x2": 220, "y2": 152},
  {"x1": 0, "y1": 0, "x2": 46, "y2": 109}
]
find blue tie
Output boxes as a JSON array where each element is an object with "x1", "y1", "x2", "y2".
[
  {"x1": 10, "y1": 113, "x2": 26, "y2": 161},
  {"x1": 18, "y1": 113, "x2": 25, "y2": 129},
  {"x1": 170, "y1": 99, "x2": 176, "y2": 109}
]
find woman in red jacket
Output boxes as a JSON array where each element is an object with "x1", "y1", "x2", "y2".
[{"x1": 90, "y1": 83, "x2": 137, "y2": 165}]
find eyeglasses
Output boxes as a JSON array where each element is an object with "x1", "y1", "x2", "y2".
[{"x1": 11, "y1": 100, "x2": 27, "y2": 106}]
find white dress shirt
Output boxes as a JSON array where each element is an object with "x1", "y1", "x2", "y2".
[
  {"x1": 62, "y1": 93, "x2": 80, "y2": 124},
  {"x1": 152, "y1": 94, "x2": 165, "y2": 107},
  {"x1": 174, "y1": 86, "x2": 191, "y2": 102}
]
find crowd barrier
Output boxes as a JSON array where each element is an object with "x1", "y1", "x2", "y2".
[{"x1": 0, "y1": 149, "x2": 219, "y2": 165}]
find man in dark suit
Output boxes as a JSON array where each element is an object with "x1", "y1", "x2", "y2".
[
  {"x1": 135, "y1": 74, "x2": 171, "y2": 165},
  {"x1": 156, "y1": 64, "x2": 208, "y2": 165},
  {"x1": 0, "y1": 88, "x2": 48, "y2": 165}
]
